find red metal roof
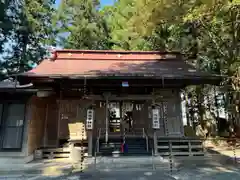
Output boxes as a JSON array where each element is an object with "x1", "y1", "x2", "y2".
[
  {"x1": 19, "y1": 50, "x2": 219, "y2": 80},
  {"x1": 50, "y1": 49, "x2": 180, "y2": 60}
]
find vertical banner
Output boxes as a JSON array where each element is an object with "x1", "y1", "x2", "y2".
[
  {"x1": 152, "y1": 108, "x2": 160, "y2": 129},
  {"x1": 86, "y1": 109, "x2": 94, "y2": 130}
]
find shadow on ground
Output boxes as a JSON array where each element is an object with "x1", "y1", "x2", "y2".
[{"x1": 172, "y1": 149, "x2": 240, "y2": 180}]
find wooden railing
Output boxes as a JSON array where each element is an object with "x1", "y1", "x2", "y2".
[{"x1": 157, "y1": 139, "x2": 205, "y2": 156}]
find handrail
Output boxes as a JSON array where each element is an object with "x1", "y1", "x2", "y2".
[
  {"x1": 96, "y1": 128, "x2": 101, "y2": 153},
  {"x1": 100, "y1": 128, "x2": 105, "y2": 136},
  {"x1": 152, "y1": 148, "x2": 155, "y2": 170},
  {"x1": 153, "y1": 131, "x2": 157, "y2": 155},
  {"x1": 98, "y1": 128, "x2": 102, "y2": 137},
  {"x1": 142, "y1": 128, "x2": 149, "y2": 152},
  {"x1": 94, "y1": 128, "x2": 101, "y2": 170}
]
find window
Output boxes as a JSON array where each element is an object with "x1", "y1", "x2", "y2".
[
  {"x1": 0, "y1": 103, "x2": 25, "y2": 150},
  {"x1": 0, "y1": 104, "x2": 3, "y2": 137},
  {"x1": 0, "y1": 104, "x2": 3, "y2": 126}
]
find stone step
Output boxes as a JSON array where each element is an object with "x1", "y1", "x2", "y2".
[
  {"x1": 127, "y1": 146, "x2": 147, "y2": 149},
  {"x1": 92, "y1": 156, "x2": 178, "y2": 172}
]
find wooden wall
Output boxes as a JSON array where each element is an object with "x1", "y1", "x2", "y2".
[
  {"x1": 154, "y1": 89, "x2": 184, "y2": 137},
  {"x1": 27, "y1": 95, "x2": 60, "y2": 156},
  {"x1": 27, "y1": 96, "x2": 46, "y2": 155},
  {"x1": 94, "y1": 103, "x2": 106, "y2": 136},
  {"x1": 56, "y1": 89, "x2": 184, "y2": 139},
  {"x1": 25, "y1": 88, "x2": 183, "y2": 155},
  {"x1": 58, "y1": 99, "x2": 92, "y2": 140},
  {"x1": 44, "y1": 96, "x2": 59, "y2": 147},
  {"x1": 131, "y1": 101, "x2": 153, "y2": 134}
]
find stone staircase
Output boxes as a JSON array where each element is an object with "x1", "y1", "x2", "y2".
[
  {"x1": 98, "y1": 137, "x2": 122, "y2": 156},
  {"x1": 124, "y1": 137, "x2": 152, "y2": 156},
  {"x1": 95, "y1": 136, "x2": 152, "y2": 156}
]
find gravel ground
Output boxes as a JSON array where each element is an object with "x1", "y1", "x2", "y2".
[
  {"x1": 0, "y1": 156, "x2": 239, "y2": 180},
  {"x1": 27, "y1": 170, "x2": 175, "y2": 180},
  {"x1": 1, "y1": 167, "x2": 239, "y2": 180},
  {"x1": 172, "y1": 167, "x2": 240, "y2": 180}
]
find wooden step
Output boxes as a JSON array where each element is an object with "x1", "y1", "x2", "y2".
[
  {"x1": 42, "y1": 148, "x2": 71, "y2": 159},
  {"x1": 41, "y1": 146, "x2": 88, "y2": 159}
]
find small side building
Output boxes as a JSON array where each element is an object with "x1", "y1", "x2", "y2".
[{"x1": 0, "y1": 79, "x2": 38, "y2": 164}]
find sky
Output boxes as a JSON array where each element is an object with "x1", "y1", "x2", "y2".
[
  {"x1": 55, "y1": 0, "x2": 114, "y2": 7},
  {"x1": 99, "y1": 0, "x2": 115, "y2": 7}
]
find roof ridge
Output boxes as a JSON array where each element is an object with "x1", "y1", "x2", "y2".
[
  {"x1": 55, "y1": 49, "x2": 181, "y2": 54},
  {"x1": 54, "y1": 58, "x2": 179, "y2": 61}
]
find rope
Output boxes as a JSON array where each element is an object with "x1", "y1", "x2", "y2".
[
  {"x1": 123, "y1": 128, "x2": 126, "y2": 144},
  {"x1": 83, "y1": 77, "x2": 87, "y2": 98},
  {"x1": 233, "y1": 138, "x2": 237, "y2": 165},
  {"x1": 80, "y1": 127, "x2": 85, "y2": 172},
  {"x1": 122, "y1": 127, "x2": 126, "y2": 153},
  {"x1": 121, "y1": 103, "x2": 127, "y2": 153},
  {"x1": 169, "y1": 150, "x2": 173, "y2": 175}
]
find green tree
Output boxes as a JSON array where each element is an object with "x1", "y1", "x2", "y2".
[
  {"x1": 0, "y1": 0, "x2": 56, "y2": 79},
  {"x1": 55, "y1": 0, "x2": 111, "y2": 49},
  {"x1": 0, "y1": 0, "x2": 15, "y2": 54},
  {"x1": 102, "y1": 0, "x2": 148, "y2": 50},
  {"x1": 110, "y1": 0, "x2": 240, "y2": 131}
]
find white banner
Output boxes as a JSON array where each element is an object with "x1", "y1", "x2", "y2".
[
  {"x1": 86, "y1": 109, "x2": 94, "y2": 130},
  {"x1": 152, "y1": 109, "x2": 160, "y2": 129}
]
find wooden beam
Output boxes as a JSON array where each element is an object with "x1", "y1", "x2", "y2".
[{"x1": 56, "y1": 94, "x2": 155, "y2": 101}]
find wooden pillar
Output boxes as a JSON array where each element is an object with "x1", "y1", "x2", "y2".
[
  {"x1": 57, "y1": 91, "x2": 63, "y2": 147},
  {"x1": 103, "y1": 93, "x2": 111, "y2": 143},
  {"x1": 152, "y1": 90, "x2": 158, "y2": 155},
  {"x1": 105, "y1": 97, "x2": 109, "y2": 143},
  {"x1": 179, "y1": 90, "x2": 185, "y2": 137},
  {"x1": 43, "y1": 103, "x2": 48, "y2": 147}
]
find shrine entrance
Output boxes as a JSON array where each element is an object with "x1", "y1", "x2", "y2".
[
  {"x1": 107, "y1": 101, "x2": 144, "y2": 137},
  {"x1": 108, "y1": 102, "x2": 121, "y2": 133},
  {"x1": 97, "y1": 98, "x2": 151, "y2": 156}
]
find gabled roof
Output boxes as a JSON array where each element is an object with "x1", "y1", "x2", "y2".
[{"x1": 17, "y1": 49, "x2": 221, "y2": 83}]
